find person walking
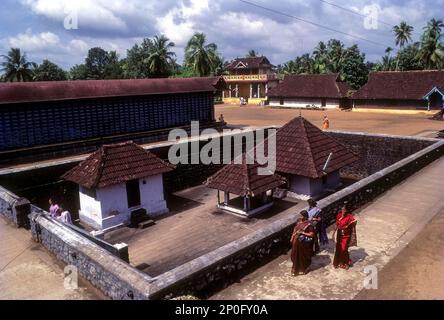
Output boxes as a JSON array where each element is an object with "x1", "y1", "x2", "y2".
[
  {"x1": 333, "y1": 202, "x2": 357, "y2": 269},
  {"x1": 290, "y1": 210, "x2": 316, "y2": 276},
  {"x1": 322, "y1": 115, "x2": 330, "y2": 130}
]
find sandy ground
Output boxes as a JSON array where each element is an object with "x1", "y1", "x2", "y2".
[
  {"x1": 215, "y1": 104, "x2": 443, "y2": 137},
  {"x1": 356, "y1": 207, "x2": 444, "y2": 300},
  {"x1": 0, "y1": 216, "x2": 105, "y2": 300}
]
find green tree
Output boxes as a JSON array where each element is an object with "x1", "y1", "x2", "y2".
[
  {"x1": 33, "y1": 59, "x2": 67, "y2": 81},
  {"x1": 393, "y1": 22, "x2": 414, "y2": 48},
  {"x1": 417, "y1": 19, "x2": 444, "y2": 69},
  {"x1": 0, "y1": 48, "x2": 36, "y2": 82},
  {"x1": 395, "y1": 43, "x2": 424, "y2": 71},
  {"x1": 246, "y1": 50, "x2": 259, "y2": 58},
  {"x1": 185, "y1": 32, "x2": 220, "y2": 76},
  {"x1": 144, "y1": 35, "x2": 176, "y2": 78},
  {"x1": 124, "y1": 38, "x2": 154, "y2": 79},
  {"x1": 339, "y1": 45, "x2": 368, "y2": 89},
  {"x1": 69, "y1": 64, "x2": 89, "y2": 80},
  {"x1": 393, "y1": 21, "x2": 414, "y2": 70}
]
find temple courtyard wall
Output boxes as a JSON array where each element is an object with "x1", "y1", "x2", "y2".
[{"x1": 1, "y1": 130, "x2": 443, "y2": 299}]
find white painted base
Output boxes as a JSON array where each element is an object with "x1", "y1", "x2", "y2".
[{"x1": 217, "y1": 202, "x2": 274, "y2": 218}]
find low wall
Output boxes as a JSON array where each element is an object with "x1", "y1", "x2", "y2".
[
  {"x1": 28, "y1": 207, "x2": 154, "y2": 300},
  {"x1": 0, "y1": 186, "x2": 31, "y2": 228},
  {"x1": 148, "y1": 139, "x2": 444, "y2": 299}
]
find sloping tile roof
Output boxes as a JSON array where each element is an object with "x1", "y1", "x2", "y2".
[
  {"x1": 271, "y1": 117, "x2": 358, "y2": 178},
  {"x1": 227, "y1": 56, "x2": 274, "y2": 70},
  {"x1": 267, "y1": 74, "x2": 351, "y2": 98},
  {"x1": 205, "y1": 155, "x2": 286, "y2": 197},
  {"x1": 0, "y1": 76, "x2": 225, "y2": 104},
  {"x1": 352, "y1": 70, "x2": 444, "y2": 100},
  {"x1": 62, "y1": 141, "x2": 174, "y2": 188}
]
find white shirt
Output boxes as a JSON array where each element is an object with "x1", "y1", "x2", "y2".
[
  {"x1": 58, "y1": 211, "x2": 73, "y2": 224},
  {"x1": 308, "y1": 207, "x2": 321, "y2": 220}
]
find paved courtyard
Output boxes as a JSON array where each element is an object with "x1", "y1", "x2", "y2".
[
  {"x1": 211, "y1": 156, "x2": 444, "y2": 300},
  {"x1": 105, "y1": 186, "x2": 305, "y2": 277},
  {"x1": 215, "y1": 104, "x2": 443, "y2": 137}
]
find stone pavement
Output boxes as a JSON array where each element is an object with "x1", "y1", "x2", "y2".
[
  {"x1": 211, "y1": 156, "x2": 444, "y2": 300},
  {"x1": 0, "y1": 215, "x2": 105, "y2": 300}
]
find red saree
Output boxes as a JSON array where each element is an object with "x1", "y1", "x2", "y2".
[
  {"x1": 333, "y1": 212, "x2": 357, "y2": 269},
  {"x1": 290, "y1": 221, "x2": 315, "y2": 275}
]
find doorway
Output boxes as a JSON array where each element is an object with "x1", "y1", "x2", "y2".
[{"x1": 126, "y1": 179, "x2": 141, "y2": 208}]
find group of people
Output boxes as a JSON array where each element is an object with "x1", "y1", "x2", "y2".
[
  {"x1": 290, "y1": 200, "x2": 357, "y2": 276},
  {"x1": 48, "y1": 198, "x2": 73, "y2": 224}
]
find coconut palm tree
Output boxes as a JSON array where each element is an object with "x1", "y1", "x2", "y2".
[
  {"x1": 424, "y1": 18, "x2": 444, "y2": 40},
  {"x1": 185, "y1": 33, "x2": 220, "y2": 77},
  {"x1": 1, "y1": 48, "x2": 36, "y2": 82},
  {"x1": 417, "y1": 19, "x2": 444, "y2": 69},
  {"x1": 313, "y1": 41, "x2": 328, "y2": 74},
  {"x1": 393, "y1": 22, "x2": 414, "y2": 48},
  {"x1": 144, "y1": 35, "x2": 176, "y2": 78},
  {"x1": 246, "y1": 50, "x2": 259, "y2": 58}
]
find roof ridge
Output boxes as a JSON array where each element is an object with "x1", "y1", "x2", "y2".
[{"x1": 299, "y1": 118, "x2": 321, "y2": 178}]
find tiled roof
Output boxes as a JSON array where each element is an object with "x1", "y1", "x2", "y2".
[
  {"x1": 205, "y1": 155, "x2": 286, "y2": 197},
  {"x1": 271, "y1": 117, "x2": 358, "y2": 178},
  {"x1": 352, "y1": 70, "x2": 444, "y2": 100},
  {"x1": 0, "y1": 76, "x2": 225, "y2": 104},
  {"x1": 267, "y1": 74, "x2": 351, "y2": 98},
  {"x1": 227, "y1": 56, "x2": 274, "y2": 70},
  {"x1": 62, "y1": 141, "x2": 174, "y2": 188}
]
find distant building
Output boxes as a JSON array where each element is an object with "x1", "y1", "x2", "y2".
[
  {"x1": 267, "y1": 74, "x2": 351, "y2": 109},
  {"x1": 352, "y1": 70, "x2": 444, "y2": 110},
  {"x1": 62, "y1": 141, "x2": 174, "y2": 231},
  {"x1": 222, "y1": 56, "x2": 279, "y2": 105},
  {"x1": 205, "y1": 155, "x2": 286, "y2": 218},
  {"x1": 0, "y1": 77, "x2": 225, "y2": 153},
  {"x1": 273, "y1": 117, "x2": 358, "y2": 199}
]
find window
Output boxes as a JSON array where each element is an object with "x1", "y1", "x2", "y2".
[
  {"x1": 126, "y1": 180, "x2": 141, "y2": 208},
  {"x1": 321, "y1": 99, "x2": 327, "y2": 107},
  {"x1": 280, "y1": 98, "x2": 284, "y2": 106}
]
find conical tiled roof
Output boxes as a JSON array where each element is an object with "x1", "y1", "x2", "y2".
[
  {"x1": 272, "y1": 117, "x2": 359, "y2": 178},
  {"x1": 205, "y1": 154, "x2": 286, "y2": 197},
  {"x1": 63, "y1": 141, "x2": 174, "y2": 188}
]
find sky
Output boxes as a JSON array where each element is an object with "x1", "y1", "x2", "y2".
[{"x1": 0, "y1": 0, "x2": 442, "y2": 69}]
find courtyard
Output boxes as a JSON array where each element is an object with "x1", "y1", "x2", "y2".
[{"x1": 215, "y1": 104, "x2": 443, "y2": 137}]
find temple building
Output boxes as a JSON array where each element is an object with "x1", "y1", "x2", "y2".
[
  {"x1": 205, "y1": 155, "x2": 286, "y2": 218},
  {"x1": 272, "y1": 117, "x2": 358, "y2": 199},
  {"x1": 222, "y1": 56, "x2": 279, "y2": 105},
  {"x1": 0, "y1": 77, "x2": 225, "y2": 158},
  {"x1": 62, "y1": 141, "x2": 174, "y2": 231},
  {"x1": 267, "y1": 74, "x2": 351, "y2": 109},
  {"x1": 352, "y1": 70, "x2": 444, "y2": 110}
]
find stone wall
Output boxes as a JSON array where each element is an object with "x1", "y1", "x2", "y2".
[
  {"x1": 326, "y1": 131, "x2": 437, "y2": 180},
  {"x1": 28, "y1": 207, "x2": 153, "y2": 300},
  {"x1": 148, "y1": 139, "x2": 444, "y2": 299},
  {"x1": 0, "y1": 186, "x2": 31, "y2": 228}
]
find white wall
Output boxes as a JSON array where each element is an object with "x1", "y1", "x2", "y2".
[
  {"x1": 78, "y1": 174, "x2": 169, "y2": 230},
  {"x1": 269, "y1": 98, "x2": 340, "y2": 109},
  {"x1": 139, "y1": 174, "x2": 168, "y2": 217}
]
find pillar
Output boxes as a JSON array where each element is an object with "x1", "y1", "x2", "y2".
[
  {"x1": 235, "y1": 83, "x2": 239, "y2": 98},
  {"x1": 249, "y1": 84, "x2": 253, "y2": 98},
  {"x1": 243, "y1": 196, "x2": 251, "y2": 212},
  {"x1": 265, "y1": 83, "x2": 268, "y2": 95},
  {"x1": 217, "y1": 190, "x2": 220, "y2": 205},
  {"x1": 224, "y1": 192, "x2": 229, "y2": 205},
  {"x1": 427, "y1": 96, "x2": 430, "y2": 111},
  {"x1": 257, "y1": 84, "x2": 260, "y2": 98},
  {"x1": 222, "y1": 90, "x2": 225, "y2": 100},
  {"x1": 229, "y1": 84, "x2": 232, "y2": 98}
]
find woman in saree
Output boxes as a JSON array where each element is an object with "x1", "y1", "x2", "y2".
[
  {"x1": 333, "y1": 202, "x2": 358, "y2": 269},
  {"x1": 290, "y1": 210, "x2": 316, "y2": 276}
]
